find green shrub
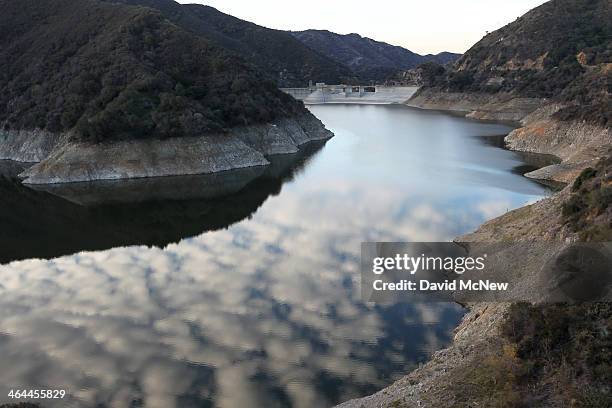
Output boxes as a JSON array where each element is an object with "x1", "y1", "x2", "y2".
[
  {"x1": 562, "y1": 155, "x2": 612, "y2": 240},
  {"x1": 502, "y1": 303, "x2": 612, "y2": 406}
]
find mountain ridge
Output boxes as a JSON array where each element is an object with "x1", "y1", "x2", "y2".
[
  {"x1": 111, "y1": 0, "x2": 354, "y2": 87},
  {"x1": 291, "y1": 29, "x2": 461, "y2": 81},
  {"x1": 113, "y1": 0, "x2": 460, "y2": 84}
]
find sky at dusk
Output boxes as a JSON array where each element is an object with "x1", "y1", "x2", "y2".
[{"x1": 177, "y1": 0, "x2": 548, "y2": 54}]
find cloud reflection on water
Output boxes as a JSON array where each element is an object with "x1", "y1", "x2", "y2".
[
  {"x1": 0, "y1": 247, "x2": 445, "y2": 406},
  {"x1": 0, "y1": 105, "x2": 551, "y2": 407},
  {"x1": 0, "y1": 187, "x2": 524, "y2": 407}
]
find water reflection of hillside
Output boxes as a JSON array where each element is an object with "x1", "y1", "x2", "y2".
[{"x1": 0, "y1": 141, "x2": 326, "y2": 264}]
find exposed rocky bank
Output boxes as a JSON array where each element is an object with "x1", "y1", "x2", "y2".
[
  {"x1": 506, "y1": 103, "x2": 611, "y2": 184},
  {"x1": 406, "y1": 88, "x2": 544, "y2": 123},
  {"x1": 1, "y1": 114, "x2": 332, "y2": 184}
]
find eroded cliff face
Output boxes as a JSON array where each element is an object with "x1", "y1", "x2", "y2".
[{"x1": 9, "y1": 114, "x2": 332, "y2": 184}]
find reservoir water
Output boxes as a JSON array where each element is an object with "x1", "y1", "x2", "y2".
[{"x1": 0, "y1": 105, "x2": 552, "y2": 407}]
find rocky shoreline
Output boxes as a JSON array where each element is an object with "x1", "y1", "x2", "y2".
[
  {"x1": 0, "y1": 114, "x2": 332, "y2": 184},
  {"x1": 506, "y1": 104, "x2": 610, "y2": 184},
  {"x1": 335, "y1": 90, "x2": 610, "y2": 408}
]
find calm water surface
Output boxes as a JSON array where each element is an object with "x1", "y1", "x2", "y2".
[{"x1": 0, "y1": 105, "x2": 551, "y2": 407}]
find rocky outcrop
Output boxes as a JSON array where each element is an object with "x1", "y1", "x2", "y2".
[
  {"x1": 0, "y1": 128, "x2": 67, "y2": 162},
  {"x1": 406, "y1": 88, "x2": 544, "y2": 123},
  {"x1": 233, "y1": 115, "x2": 332, "y2": 154},
  {"x1": 506, "y1": 104, "x2": 611, "y2": 183},
  {"x1": 15, "y1": 114, "x2": 332, "y2": 184}
]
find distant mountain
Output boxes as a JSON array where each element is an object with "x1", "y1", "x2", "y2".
[
  {"x1": 424, "y1": 51, "x2": 460, "y2": 66},
  {"x1": 291, "y1": 30, "x2": 460, "y2": 82},
  {"x1": 0, "y1": 0, "x2": 305, "y2": 142},
  {"x1": 423, "y1": 0, "x2": 611, "y2": 125},
  {"x1": 112, "y1": 0, "x2": 353, "y2": 87}
]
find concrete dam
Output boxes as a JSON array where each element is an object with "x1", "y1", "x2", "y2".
[{"x1": 281, "y1": 84, "x2": 419, "y2": 105}]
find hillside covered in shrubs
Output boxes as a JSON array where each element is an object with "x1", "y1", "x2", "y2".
[
  {"x1": 417, "y1": 0, "x2": 611, "y2": 126},
  {"x1": 113, "y1": 0, "x2": 353, "y2": 87},
  {"x1": 562, "y1": 152, "x2": 612, "y2": 241},
  {"x1": 0, "y1": 0, "x2": 307, "y2": 143},
  {"x1": 501, "y1": 302, "x2": 611, "y2": 407}
]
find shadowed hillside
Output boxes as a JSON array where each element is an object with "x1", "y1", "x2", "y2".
[
  {"x1": 112, "y1": 0, "x2": 354, "y2": 87},
  {"x1": 0, "y1": 0, "x2": 307, "y2": 143}
]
